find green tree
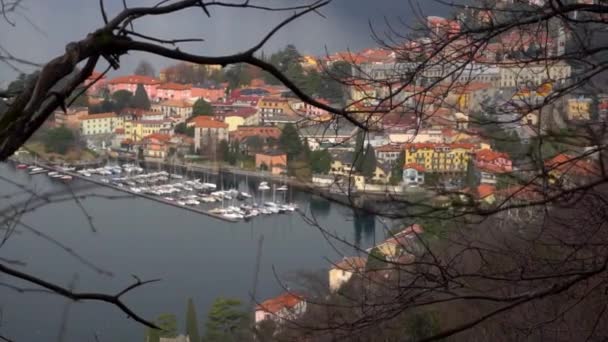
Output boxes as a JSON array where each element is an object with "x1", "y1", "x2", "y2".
[
  {"x1": 310, "y1": 149, "x2": 332, "y2": 174},
  {"x1": 42, "y1": 126, "x2": 77, "y2": 154},
  {"x1": 192, "y1": 98, "x2": 213, "y2": 117},
  {"x1": 132, "y1": 84, "x2": 151, "y2": 110},
  {"x1": 111, "y1": 90, "x2": 133, "y2": 111},
  {"x1": 259, "y1": 162, "x2": 268, "y2": 171},
  {"x1": 389, "y1": 150, "x2": 406, "y2": 185},
  {"x1": 320, "y1": 61, "x2": 350, "y2": 102},
  {"x1": 186, "y1": 298, "x2": 201, "y2": 342},
  {"x1": 174, "y1": 122, "x2": 195, "y2": 137},
  {"x1": 278, "y1": 123, "x2": 303, "y2": 161},
  {"x1": 146, "y1": 313, "x2": 178, "y2": 342},
  {"x1": 360, "y1": 144, "x2": 377, "y2": 178},
  {"x1": 203, "y1": 297, "x2": 249, "y2": 342}
]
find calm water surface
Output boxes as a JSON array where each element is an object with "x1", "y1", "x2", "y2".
[{"x1": 0, "y1": 163, "x2": 385, "y2": 341}]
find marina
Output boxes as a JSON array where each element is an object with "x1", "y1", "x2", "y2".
[{"x1": 11, "y1": 161, "x2": 299, "y2": 223}]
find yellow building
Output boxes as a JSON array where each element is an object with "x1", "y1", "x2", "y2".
[
  {"x1": 122, "y1": 119, "x2": 173, "y2": 141},
  {"x1": 567, "y1": 97, "x2": 592, "y2": 121},
  {"x1": 404, "y1": 143, "x2": 476, "y2": 173},
  {"x1": 223, "y1": 116, "x2": 245, "y2": 132},
  {"x1": 79, "y1": 113, "x2": 124, "y2": 136}
]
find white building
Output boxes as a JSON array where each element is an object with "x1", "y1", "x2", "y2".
[
  {"x1": 255, "y1": 293, "x2": 307, "y2": 325},
  {"x1": 329, "y1": 257, "x2": 367, "y2": 292},
  {"x1": 152, "y1": 100, "x2": 193, "y2": 122},
  {"x1": 79, "y1": 112, "x2": 123, "y2": 136}
]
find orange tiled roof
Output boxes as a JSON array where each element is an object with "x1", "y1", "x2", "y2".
[
  {"x1": 476, "y1": 149, "x2": 509, "y2": 162},
  {"x1": 108, "y1": 75, "x2": 161, "y2": 85},
  {"x1": 256, "y1": 293, "x2": 303, "y2": 314},
  {"x1": 477, "y1": 184, "x2": 496, "y2": 199},
  {"x1": 545, "y1": 154, "x2": 599, "y2": 176},
  {"x1": 144, "y1": 133, "x2": 171, "y2": 142},
  {"x1": 191, "y1": 116, "x2": 228, "y2": 129}
]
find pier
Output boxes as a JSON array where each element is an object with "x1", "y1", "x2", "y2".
[{"x1": 27, "y1": 163, "x2": 241, "y2": 223}]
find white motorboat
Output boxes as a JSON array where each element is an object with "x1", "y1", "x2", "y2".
[
  {"x1": 277, "y1": 185, "x2": 288, "y2": 191},
  {"x1": 60, "y1": 175, "x2": 73, "y2": 181},
  {"x1": 258, "y1": 182, "x2": 270, "y2": 191},
  {"x1": 222, "y1": 212, "x2": 244, "y2": 220},
  {"x1": 29, "y1": 167, "x2": 48, "y2": 175},
  {"x1": 203, "y1": 183, "x2": 217, "y2": 190},
  {"x1": 185, "y1": 199, "x2": 200, "y2": 206}
]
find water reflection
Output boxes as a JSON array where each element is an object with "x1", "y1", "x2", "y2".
[{"x1": 353, "y1": 209, "x2": 376, "y2": 248}]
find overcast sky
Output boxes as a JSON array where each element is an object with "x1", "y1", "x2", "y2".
[{"x1": 0, "y1": 0, "x2": 448, "y2": 85}]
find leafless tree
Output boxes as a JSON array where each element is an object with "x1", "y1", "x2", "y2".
[{"x1": 1, "y1": 0, "x2": 608, "y2": 341}]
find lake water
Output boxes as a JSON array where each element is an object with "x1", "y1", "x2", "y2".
[{"x1": 0, "y1": 163, "x2": 385, "y2": 341}]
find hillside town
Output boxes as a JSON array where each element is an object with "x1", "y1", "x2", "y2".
[
  {"x1": 34, "y1": 5, "x2": 603, "y2": 208},
  {"x1": 4, "y1": 1, "x2": 607, "y2": 340}
]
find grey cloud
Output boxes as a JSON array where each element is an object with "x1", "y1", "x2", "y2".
[{"x1": 0, "y1": 0, "x2": 448, "y2": 84}]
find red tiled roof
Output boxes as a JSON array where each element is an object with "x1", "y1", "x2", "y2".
[
  {"x1": 191, "y1": 116, "x2": 228, "y2": 129},
  {"x1": 477, "y1": 184, "x2": 496, "y2": 199},
  {"x1": 476, "y1": 149, "x2": 509, "y2": 162},
  {"x1": 545, "y1": 154, "x2": 599, "y2": 176},
  {"x1": 256, "y1": 293, "x2": 303, "y2": 314},
  {"x1": 144, "y1": 133, "x2": 171, "y2": 142},
  {"x1": 404, "y1": 163, "x2": 425, "y2": 172},
  {"x1": 157, "y1": 82, "x2": 191, "y2": 90},
  {"x1": 108, "y1": 75, "x2": 161, "y2": 85}
]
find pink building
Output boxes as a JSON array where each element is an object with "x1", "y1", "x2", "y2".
[
  {"x1": 293, "y1": 98, "x2": 330, "y2": 119},
  {"x1": 107, "y1": 75, "x2": 161, "y2": 99},
  {"x1": 475, "y1": 149, "x2": 513, "y2": 173},
  {"x1": 84, "y1": 71, "x2": 107, "y2": 95},
  {"x1": 191, "y1": 87, "x2": 225, "y2": 102},
  {"x1": 156, "y1": 82, "x2": 192, "y2": 101}
]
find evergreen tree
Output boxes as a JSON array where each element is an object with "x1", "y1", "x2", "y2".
[
  {"x1": 389, "y1": 150, "x2": 406, "y2": 185},
  {"x1": 192, "y1": 98, "x2": 213, "y2": 117},
  {"x1": 278, "y1": 123, "x2": 303, "y2": 161},
  {"x1": 360, "y1": 144, "x2": 377, "y2": 178},
  {"x1": 353, "y1": 130, "x2": 366, "y2": 172},
  {"x1": 132, "y1": 84, "x2": 151, "y2": 110},
  {"x1": 186, "y1": 298, "x2": 200, "y2": 342},
  {"x1": 203, "y1": 297, "x2": 249, "y2": 342},
  {"x1": 174, "y1": 122, "x2": 194, "y2": 137},
  {"x1": 465, "y1": 158, "x2": 479, "y2": 189}
]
